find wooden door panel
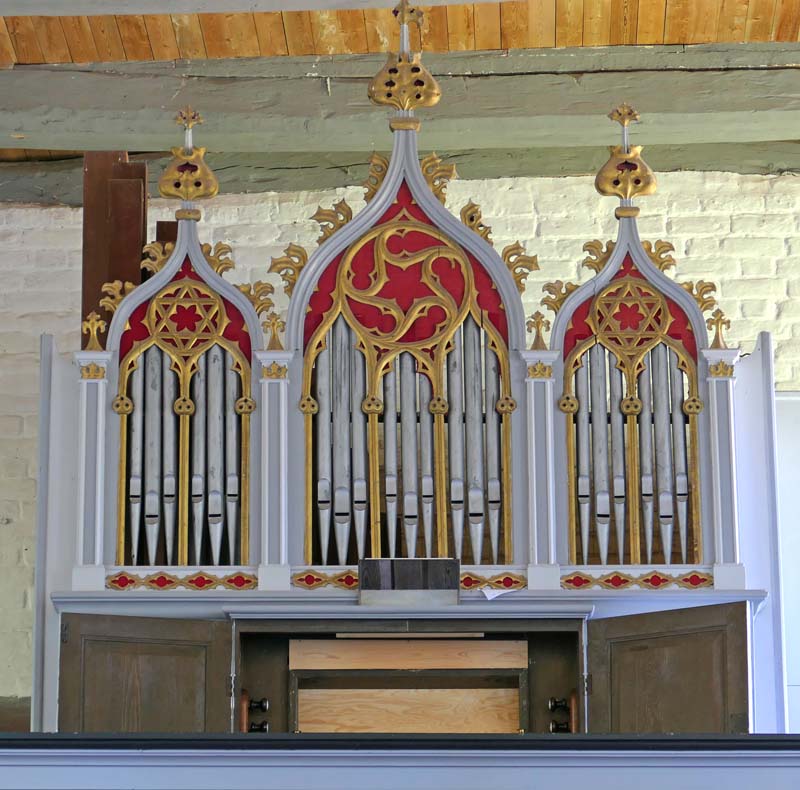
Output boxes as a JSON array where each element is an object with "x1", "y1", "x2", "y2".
[
  {"x1": 588, "y1": 602, "x2": 749, "y2": 734},
  {"x1": 59, "y1": 614, "x2": 232, "y2": 733}
]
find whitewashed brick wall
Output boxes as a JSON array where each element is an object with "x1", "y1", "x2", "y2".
[{"x1": 0, "y1": 169, "x2": 798, "y2": 697}]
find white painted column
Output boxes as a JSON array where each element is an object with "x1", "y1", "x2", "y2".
[
  {"x1": 703, "y1": 348, "x2": 746, "y2": 589},
  {"x1": 522, "y1": 350, "x2": 560, "y2": 590},
  {"x1": 256, "y1": 350, "x2": 293, "y2": 590},
  {"x1": 73, "y1": 351, "x2": 112, "y2": 590}
]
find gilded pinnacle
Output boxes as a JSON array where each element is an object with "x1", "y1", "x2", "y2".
[
  {"x1": 176, "y1": 106, "x2": 203, "y2": 130},
  {"x1": 393, "y1": 0, "x2": 423, "y2": 28},
  {"x1": 608, "y1": 103, "x2": 640, "y2": 127}
]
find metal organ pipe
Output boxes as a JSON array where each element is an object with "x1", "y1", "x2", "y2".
[
  {"x1": 669, "y1": 350, "x2": 690, "y2": 563},
  {"x1": 608, "y1": 357, "x2": 626, "y2": 563},
  {"x1": 351, "y1": 338, "x2": 368, "y2": 560},
  {"x1": 400, "y1": 352, "x2": 419, "y2": 558},
  {"x1": 143, "y1": 347, "x2": 162, "y2": 565},
  {"x1": 315, "y1": 345, "x2": 333, "y2": 564},
  {"x1": 207, "y1": 345, "x2": 226, "y2": 566},
  {"x1": 447, "y1": 329, "x2": 466, "y2": 560},
  {"x1": 383, "y1": 367, "x2": 398, "y2": 558},
  {"x1": 161, "y1": 354, "x2": 177, "y2": 565},
  {"x1": 224, "y1": 352, "x2": 240, "y2": 564},
  {"x1": 331, "y1": 316, "x2": 352, "y2": 565},
  {"x1": 418, "y1": 373, "x2": 435, "y2": 558},
  {"x1": 638, "y1": 354, "x2": 655, "y2": 564},
  {"x1": 191, "y1": 354, "x2": 207, "y2": 564},
  {"x1": 589, "y1": 344, "x2": 611, "y2": 564},
  {"x1": 652, "y1": 343, "x2": 675, "y2": 562},
  {"x1": 575, "y1": 361, "x2": 591, "y2": 565},
  {"x1": 463, "y1": 317, "x2": 485, "y2": 564},
  {"x1": 483, "y1": 338, "x2": 501, "y2": 564},
  {"x1": 128, "y1": 360, "x2": 145, "y2": 564}
]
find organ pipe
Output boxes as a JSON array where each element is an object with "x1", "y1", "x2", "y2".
[
  {"x1": 669, "y1": 350, "x2": 690, "y2": 563},
  {"x1": 400, "y1": 352, "x2": 419, "y2": 558},
  {"x1": 418, "y1": 373, "x2": 435, "y2": 558},
  {"x1": 332, "y1": 317, "x2": 352, "y2": 564},
  {"x1": 315, "y1": 345, "x2": 332, "y2": 564},
  {"x1": 143, "y1": 347, "x2": 162, "y2": 565},
  {"x1": 447, "y1": 329, "x2": 466, "y2": 560},
  {"x1": 463, "y1": 317, "x2": 485, "y2": 564},
  {"x1": 484, "y1": 339, "x2": 501, "y2": 564},
  {"x1": 191, "y1": 354, "x2": 207, "y2": 565},
  {"x1": 162, "y1": 354, "x2": 177, "y2": 565},
  {"x1": 652, "y1": 344, "x2": 674, "y2": 562},
  {"x1": 351, "y1": 338, "x2": 368, "y2": 560},
  {"x1": 383, "y1": 367, "x2": 399, "y2": 558},
  {"x1": 128, "y1": 360, "x2": 144, "y2": 564},
  {"x1": 638, "y1": 354, "x2": 655, "y2": 564},
  {"x1": 589, "y1": 345, "x2": 611, "y2": 564},
  {"x1": 224, "y1": 352, "x2": 240, "y2": 564},
  {"x1": 207, "y1": 345, "x2": 226, "y2": 566},
  {"x1": 608, "y1": 358, "x2": 626, "y2": 563},
  {"x1": 575, "y1": 361, "x2": 591, "y2": 565}
]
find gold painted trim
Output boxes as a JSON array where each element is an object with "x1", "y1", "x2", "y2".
[
  {"x1": 614, "y1": 206, "x2": 640, "y2": 218},
  {"x1": 99, "y1": 280, "x2": 136, "y2": 314},
  {"x1": 312, "y1": 199, "x2": 353, "y2": 244},
  {"x1": 527, "y1": 362, "x2": 552, "y2": 379},
  {"x1": 80, "y1": 363, "x2": 106, "y2": 380},
  {"x1": 460, "y1": 201, "x2": 492, "y2": 244},
  {"x1": 501, "y1": 242, "x2": 538, "y2": 293},
  {"x1": 709, "y1": 360, "x2": 735, "y2": 377},
  {"x1": 82, "y1": 311, "x2": 106, "y2": 351},
  {"x1": 269, "y1": 243, "x2": 308, "y2": 297},
  {"x1": 262, "y1": 361, "x2": 288, "y2": 379},
  {"x1": 526, "y1": 311, "x2": 550, "y2": 351},
  {"x1": 541, "y1": 280, "x2": 579, "y2": 314},
  {"x1": 707, "y1": 308, "x2": 730, "y2": 350},
  {"x1": 175, "y1": 208, "x2": 201, "y2": 221}
]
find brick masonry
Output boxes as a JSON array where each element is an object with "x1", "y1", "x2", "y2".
[{"x1": 0, "y1": 169, "x2": 798, "y2": 697}]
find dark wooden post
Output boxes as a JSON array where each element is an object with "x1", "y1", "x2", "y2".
[{"x1": 81, "y1": 152, "x2": 147, "y2": 348}]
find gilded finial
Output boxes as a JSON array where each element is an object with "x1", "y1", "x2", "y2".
[
  {"x1": 176, "y1": 106, "x2": 202, "y2": 129},
  {"x1": 262, "y1": 312, "x2": 286, "y2": 351},
  {"x1": 82, "y1": 311, "x2": 107, "y2": 351},
  {"x1": 706, "y1": 308, "x2": 730, "y2": 350},
  {"x1": 595, "y1": 103, "x2": 656, "y2": 218},
  {"x1": 393, "y1": 0, "x2": 423, "y2": 27},
  {"x1": 368, "y1": 0, "x2": 440, "y2": 125},
  {"x1": 526, "y1": 311, "x2": 550, "y2": 351},
  {"x1": 158, "y1": 106, "x2": 219, "y2": 213},
  {"x1": 608, "y1": 103, "x2": 640, "y2": 127}
]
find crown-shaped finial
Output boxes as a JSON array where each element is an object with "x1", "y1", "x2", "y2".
[
  {"x1": 176, "y1": 106, "x2": 203, "y2": 130},
  {"x1": 608, "y1": 103, "x2": 640, "y2": 127},
  {"x1": 158, "y1": 107, "x2": 219, "y2": 216},
  {"x1": 393, "y1": 0, "x2": 424, "y2": 28}
]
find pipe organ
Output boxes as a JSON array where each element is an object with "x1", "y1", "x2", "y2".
[{"x1": 33, "y1": 1, "x2": 786, "y2": 736}]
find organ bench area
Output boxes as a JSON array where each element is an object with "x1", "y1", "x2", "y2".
[{"x1": 33, "y1": 5, "x2": 786, "y2": 735}]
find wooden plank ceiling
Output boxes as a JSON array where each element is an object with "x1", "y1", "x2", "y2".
[{"x1": 1, "y1": 1, "x2": 799, "y2": 66}]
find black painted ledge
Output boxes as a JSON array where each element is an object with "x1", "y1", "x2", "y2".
[{"x1": 1, "y1": 733, "x2": 800, "y2": 751}]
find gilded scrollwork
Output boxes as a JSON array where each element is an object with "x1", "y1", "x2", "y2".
[
  {"x1": 363, "y1": 152, "x2": 389, "y2": 203},
  {"x1": 707, "y1": 308, "x2": 731, "y2": 350},
  {"x1": 420, "y1": 153, "x2": 456, "y2": 203},
  {"x1": 237, "y1": 280, "x2": 275, "y2": 317},
  {"x1": 582, "y1": 239, "x2": 616, "y2": 273},
  {"x1": 642, "y1": 240, "x2": 676, "y2": 272},
  {"x1": 681, "y1": 280, "x2": 717, "y2": 314},
  {"x1": 201, "y1": 241, "x2": 234, "y2": 275},
  {"x1": 99, "y1": 280, "x2": 136, "y2": 314},
  {"x1": 501, "y1": 242, "x2": 538, "y2": 293},
  {"x1": 141, "y1": 241, "x2": 174, "y2": 275},
  {"x1": 262, "y1": 312, "x2": 286, "y2": 351},
  {"x1": 526, "y1": 311, "x2": 550, "y2": 351},
  {"x1": 82, "y1": 311, "x2": 107, "y2": 351},
  {"x1": 460, "y1": 201, "x2": 492, "y2": 244},
  {"x1": 312, "y1": 199, "x2": 353, "y2": 244},
  {"x1": 269, "y1": 243, "x2": 308, "y2": 298},
  {"x1": 541, "y1": 280, "x2": 579, "y2": 314}
]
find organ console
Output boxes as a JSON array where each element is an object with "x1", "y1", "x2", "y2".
[{"x1": 33, "y1": 1, "x2": 786, "y2": 736}]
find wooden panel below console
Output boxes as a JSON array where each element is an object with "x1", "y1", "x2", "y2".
[{"x1": 297, "y1": 688, "x2": 520, "y2": 733}]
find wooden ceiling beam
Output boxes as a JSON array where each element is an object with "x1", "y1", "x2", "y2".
[
  {"x1": 1, "y1": 45, "x2": 799, "y2": 154},
  {"x1": 0, "y1": 1, "x2": 443, "y2": 15}
]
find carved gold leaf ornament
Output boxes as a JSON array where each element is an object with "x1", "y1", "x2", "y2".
[
  {"x1": 420, "y1": 153, "x2": 457, "y2": 203},
  {"x1": 237, "y1": 280, "x2": 275, "y2": 317},
  {"x1": 312, "y1": 199, "x2": 353, "y2": 244},
  {"x1": 82, "y1": 311, "x2": 107, "y2": 351},
  {"x1": 541, "y1": 280, "x2": 579, "y2": 314},
  {"x1": 681, "y1": 280, "x2": 718, "y2": 314},
  {"x1": 176, "y1": 106, "x2": 202, "y2": 129},
  {"x1": 368, "y1": 51, "x2": 441, "y2": 114},
  {"x1": 595, "y1": 144, "x2": 656, "y2": 204},
  {"x1": 80, "y1": 363, "x2": 106, "y2": 380},
  {"x1": 460, "y1": 201, "x2": 492, "y2": 243},
  {"x1": 582, "y1": 239, "x2": 616, "y2": 273},
  {"x1": 269, "y1": 243, "x2": 309, "y2": 298},
  {"x1": 608, "y1": 103, "x2": 640, "y2": 127},
  {"x1": 202, "y1": 241, "x2": 234, "y2": 274},
  {"x1": 158, "y1": 145, "x2": 219, "y2": 203},
  {"x1": 707, "y1": 308, "x2": 731, "y2": 350},
  {"x1": 709, "y1": 360, "x2": 735, "y2": 378},
  {"x1": 141, "y1": 241, "x2": 174, "y2": 274},
  {"x1": 526, "y1": 311, "x2": 550, "y2": 351},
  {"x1": 262, "y1": 312, "x2": 286, "y2": 351},
  {"x1": 99, "y1": 280, "x2": 136, "y2": 314},
  {"x1": 502, "y1": 242, "x2": 539, "y2": 293},
  {"x1": 363, "y1": 152, "x2": 389, "y2": 203},
  {"x1": 642, "y1": 240, "x2": 676, "y2": 271}
]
